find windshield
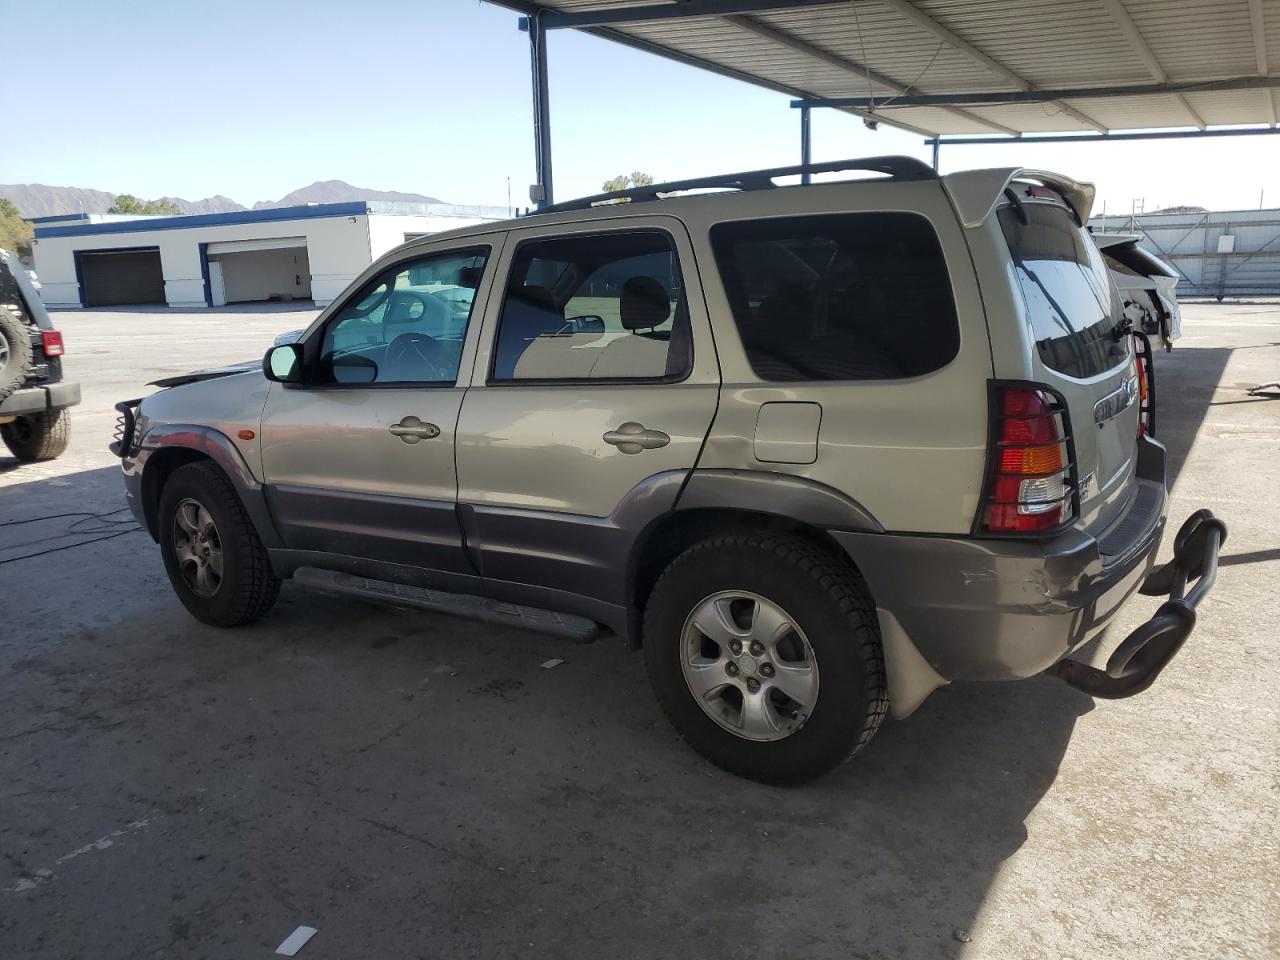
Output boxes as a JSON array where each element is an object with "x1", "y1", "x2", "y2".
[{"x1": 999, "y1": 201, "x2": 1127, "y2": 379}]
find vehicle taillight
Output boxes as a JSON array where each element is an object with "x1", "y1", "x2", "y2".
[
  {"x1": 1132, "y1": 332, "x2": 1155, "y2": 437},
  {"x1": 41, "y1": 330, "x2": 65, "y2": 357},
  {"x1": 1135, "y1": 354, "x2": 1148, "y2": 436},
  {"x1": 979, "y1": 384, "x2": 1075, "y2": 534}
]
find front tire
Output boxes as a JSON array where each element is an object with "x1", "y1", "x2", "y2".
[
  {"x1": 1, "y1": 408, "x2": 71, "y2": 462},
  {"x1": 158, "y1": 461, "x2": 280, "y2": 626},
  {"x1": 643, "y1": 534, "x2": 887, "y2": 784}
]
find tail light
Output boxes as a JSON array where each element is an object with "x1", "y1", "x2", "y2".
[
  {"x1": 978, "y1": 384, "x2": 1076, "y2": 535},
  {"x1": 1135, "y1": 354, "x2": 1148, "y2": 436},
  {"x1": 41, "y1": 330, "x2": 65, "y2": 357},
  {"x1": 1132, "y1": 332, "x2": 1155, "y2": 437}
]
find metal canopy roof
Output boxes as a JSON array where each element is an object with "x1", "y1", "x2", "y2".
[{"x1": 493, "y1": 0, "x2": 1280, "y2": 137}]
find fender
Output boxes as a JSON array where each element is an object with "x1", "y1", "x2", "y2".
[
  {"x1": 675, "y1": 469, "x2": 884, "y2": 533},
  {"x1": 136, "y1": 423, "x2": 284, "y2": 549}
]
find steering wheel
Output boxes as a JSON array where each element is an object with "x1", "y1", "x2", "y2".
[{"x1": 384, "y1": 332, "x2": 450, "y2": 382}]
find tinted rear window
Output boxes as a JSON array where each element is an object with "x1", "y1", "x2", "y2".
[
  {"x1": 710, "y1": 213, "x2": 959, "y2": 381},
  {"x1": 999, "y1": 202, "x2": 1127, "y2": 379}
]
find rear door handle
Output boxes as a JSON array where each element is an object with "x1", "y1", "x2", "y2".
[
  {"x1": 603, "y1": 422, "x2": 670, "y2": 454},
  {"x1": 389, "y1": 416, "x2": 441, "y2": 444}
]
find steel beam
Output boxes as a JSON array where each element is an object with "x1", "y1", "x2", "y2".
[
  {"x1": 793, "y1": 76, "x2": 1280, "y2": 109},
  {"x1": 488, "y1": 1, "x2": 939, "y2": 137},
  {"x1": 922, "y1": 127, "x2": 1280, "y2": 146},
  {"x1": 875, "y1": 0, "x2": 1108, "y2": 133},
  {"x1": 528, "y1": 12, "x2": 554, "y2": 207},
  {"x1": 800, "y1": 105, "x2": 812, "y2": 183},
  {"x1": 728, "y1": 13, "x2": 1020, "y2": 135},
  {"x1": 1247, "y1": 0, "x2": 1276, "y2": 127},
  {"x1": 1097, "y1": 0, "x2": 1206, "y2": 130},
  {"x1": 517, "y1": 0, "x2": 851, "y2": 30}
]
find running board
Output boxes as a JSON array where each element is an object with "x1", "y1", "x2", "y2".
[{"x1": 291, "y1": 567, "x2": 601, "y2": 643}]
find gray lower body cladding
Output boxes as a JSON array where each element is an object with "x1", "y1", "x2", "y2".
[{"x1": 831, "y1": 437, "x2": 1168, "y2": 683}]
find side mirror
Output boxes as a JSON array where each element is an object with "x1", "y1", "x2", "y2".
[{"x1": 263, "y1": 344, "x2": 303, "y2": 383}]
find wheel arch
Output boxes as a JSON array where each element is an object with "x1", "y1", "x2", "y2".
[
  {"x1": 138, "y1": 424, "x2": 282, "y2": 548},
  {"x1": 626, "y1": 472, "x2": 885, "y2": 644}
]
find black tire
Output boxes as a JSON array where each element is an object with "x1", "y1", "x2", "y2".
[
  {"x1": 0, "y1": 306, "x2": 34, "y2": 402},
  {"x1": 158, "y1": 460, "x2": 280, "y2": 626},
  {"x1": 1, "y1": 408, "x2": 70, "y2": 462},
  {"x1": 643, "y1": 534, "x2": 888, "y2": 784}
]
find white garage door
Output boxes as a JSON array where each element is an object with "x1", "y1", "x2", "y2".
[{"x1": 208, "y1": 238, "x2": 312, "y2": 304}]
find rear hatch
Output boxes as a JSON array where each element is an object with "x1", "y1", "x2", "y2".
[{"x1": 997, "y1": 193, "x2": 1140, "y2": 536}]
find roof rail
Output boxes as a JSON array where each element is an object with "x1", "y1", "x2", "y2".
[{"x1": 531, "y1": 155, "x2": 937, "y2": 216}]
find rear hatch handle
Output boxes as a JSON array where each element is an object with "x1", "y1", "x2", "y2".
[{"x1": 1050, "y1": 509, "x2": 1227, "y2": 699}]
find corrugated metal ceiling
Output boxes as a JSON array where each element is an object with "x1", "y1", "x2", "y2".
[{"x1": 505, "y1": 0, "x2": 1280, "y2": 135}]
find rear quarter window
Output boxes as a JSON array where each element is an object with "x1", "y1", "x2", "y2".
[
  {"x1": 709, "y1": 213, "x2": 960, "y2": 382},
  {"x1": 999, "y1": 201, "x2": 1128, "y2": 379}
]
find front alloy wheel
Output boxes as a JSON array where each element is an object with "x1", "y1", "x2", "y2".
[
  {"x1": 681, "y1": 591, "x2": 819, "y2": 741},
  {"x1": 171, "y1": 497, "x2": 224, "y2": 598}
]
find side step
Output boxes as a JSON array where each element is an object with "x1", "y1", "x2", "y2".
[{"x1": 291, "y1": 567, "x2": 601, "y2": 643}]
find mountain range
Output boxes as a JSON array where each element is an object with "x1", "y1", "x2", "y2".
[{"x1": 0, "y1": 180, "x2": 444, "y2": 219}]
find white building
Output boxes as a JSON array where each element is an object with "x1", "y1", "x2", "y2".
[{"x1": 31, "y1": 201, "x2": 510, "y2": 309}]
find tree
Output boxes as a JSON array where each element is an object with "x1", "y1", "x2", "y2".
[
  {"x1": 108, "y1": 194, "x2": 182, "y2": 215},
  {"x1": 601, "y1": 171, "x2": 656, "y2": 193},
  {"x1": 0, "y1": 198, "x2": 34, "y2": 262}
]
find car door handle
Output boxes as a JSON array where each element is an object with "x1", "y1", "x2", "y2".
[
  {"x1": 603, "y1": 422, "x2": 670, "y2": 454},
  {"x1": 388, "y1": 416, "x2": 441, "y2": 444}
]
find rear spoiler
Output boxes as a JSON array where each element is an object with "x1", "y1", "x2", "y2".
[{"x1": 942, "y1": 168, "x2": 1096, "y2": 229}]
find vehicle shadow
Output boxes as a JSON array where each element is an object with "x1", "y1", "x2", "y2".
[{"x1": 1153, "y1": 345, "x2": 1233, "y2": 491}]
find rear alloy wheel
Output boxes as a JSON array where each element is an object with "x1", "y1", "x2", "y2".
[
  {"x1": 680, "y1": 591, "x2": 819, "y2": 741},
  {"x1": 644, "y1": 534, "x2": 887, "y2": 784}
]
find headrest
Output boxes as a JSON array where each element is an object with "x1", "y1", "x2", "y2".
[
  {"x1": 620, "y1": 276, "x2": 670, "y2": 331},
  {"x1": 512, "y1": 284, "x2": 557, "y2": 311}
]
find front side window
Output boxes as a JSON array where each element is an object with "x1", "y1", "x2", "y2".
[
  {"x1": 710, "y1": 213, "x2": 959, "y2": 382},
  {"x1": 490, "y1": 230, "x2": 691, "y2": 382},
  {"x1": 999, "y1": 202, "x2": 1127, "y2": 379},
  {"x1": 320, "y1": 247, "x2": 488, "y2": 385}
]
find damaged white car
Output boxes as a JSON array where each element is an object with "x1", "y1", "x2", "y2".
[{"x1": 1094, "y1": 234, "x2": 1182, "y2": 351}]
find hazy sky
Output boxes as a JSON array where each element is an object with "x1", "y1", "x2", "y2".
[{"x1": 6, "y1": 0, "x2": 1278, "y2": 212}]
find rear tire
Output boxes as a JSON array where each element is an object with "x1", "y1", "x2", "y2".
[
  {"x1": 1, "y1": 408, "x2": 71, "y2": 462},
  {"x1": 158, "y1": 460, "x2": 280, "y2": 626},
  {"x1": 0, "y1": 306, "x2": 34, "y2": 402},
  {"x1": 643, "y1": 533, "x2": 888, "y2": 784}
]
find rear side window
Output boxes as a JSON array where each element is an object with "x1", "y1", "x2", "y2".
[
  {"x1": 490, "y1": 230, "x2": 691, "y2": 382},
  {"x1": 999, "y1": 202, "x2": 1127, "y2": 379},
  {"x1": 710, "y1": 213, "x2": 959, "y2": 382}
]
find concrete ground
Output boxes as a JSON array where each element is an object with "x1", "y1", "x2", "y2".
[{"x1": 1, "y1": 303, "x2": 1276, "y2": 959}]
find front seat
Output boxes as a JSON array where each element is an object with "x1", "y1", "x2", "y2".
[
  {"x1": 590, "y1": 276, "x2": 672, "y2": 379},
  {"x1": 493, "y1": 285, "x2": 563, "y2": 379}
]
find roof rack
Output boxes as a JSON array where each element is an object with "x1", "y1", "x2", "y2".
[{"x1": 531, "y1": 155, "x2": 937, "y2": 216}]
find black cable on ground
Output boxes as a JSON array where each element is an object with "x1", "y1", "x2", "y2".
[
  {"x1": 0, "y1": 528, "x2": 142, "y2": 565},
  {"x1": 0, "y1": 508, "x2": 143, "y2": 565}
]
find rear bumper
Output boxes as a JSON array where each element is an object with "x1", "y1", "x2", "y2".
[
  {"x1": 831, "y1": 436, "x2": 1193, "y2": 712},
  {"x1": 0, "y1": 381, "x2": 81, "y2": 417}
]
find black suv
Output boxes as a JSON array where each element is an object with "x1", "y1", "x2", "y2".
[{"x1": 0, "y1": 248, "x2": 80, "y2": 461}]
